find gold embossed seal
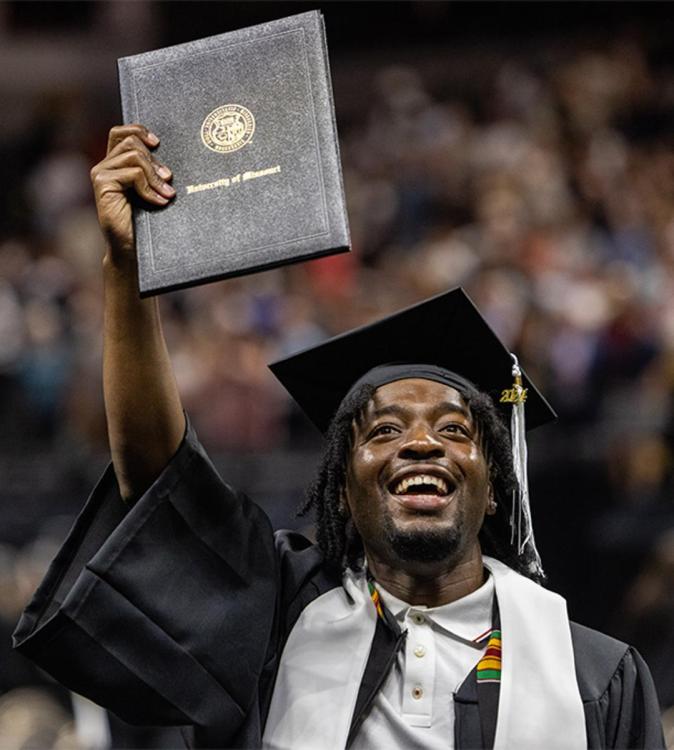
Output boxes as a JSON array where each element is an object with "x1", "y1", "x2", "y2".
[{"x1": 201, "y1": 104, "x2": 255, "y2": 154}]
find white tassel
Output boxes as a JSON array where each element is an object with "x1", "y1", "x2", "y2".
[{"x1": 502, "y1": 354, "x2": 543, "y2": 577}]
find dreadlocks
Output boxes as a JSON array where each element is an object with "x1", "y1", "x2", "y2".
[{"x1": 299, "y1": 380, "x2": 545, "y2": 584}]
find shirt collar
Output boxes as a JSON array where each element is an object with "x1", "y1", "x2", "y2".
[{"x1": 375, "y1": 572, "x2": 495, "y2": 645}]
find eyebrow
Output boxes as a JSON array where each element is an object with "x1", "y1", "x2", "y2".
[{"x1": 369, "y1": 401, "x2": 472, "y2": 421}]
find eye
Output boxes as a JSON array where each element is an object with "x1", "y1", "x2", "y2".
[
  {"x1": 439, "y1": 422, "x2": 471, "y2": 437},
  {"x1": 369, "y1": 423, "x2": 401, "y2": 439}
]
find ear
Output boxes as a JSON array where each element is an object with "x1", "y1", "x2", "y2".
[{"x1": 486, "y1": 483, "x2": 497, "y2": 516}]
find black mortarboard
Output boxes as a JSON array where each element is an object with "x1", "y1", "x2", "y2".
[{"x1": 269, "y1": 287, "x2": 556, "y2": 434}]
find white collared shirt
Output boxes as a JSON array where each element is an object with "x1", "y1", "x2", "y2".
[{"x1": 350, "y1": 574, "x2": 494, "y2": 750}]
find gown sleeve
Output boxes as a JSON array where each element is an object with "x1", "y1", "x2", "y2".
[
  {"x1": 598, "y1": 647, "x2": 665, "y2": 749},
  {"x1": 569, "y1": 621, "x2": 666, "y2": 750},
  {"x1": 12, "y1": 420, "x2": 279, "y2": 746}
]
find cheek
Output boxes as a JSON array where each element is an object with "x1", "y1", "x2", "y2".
[
  {"x1": 348, "y1": 447, "x2": 380, "y2": 490},
  {"x1": 456, "y1": 444, "x2": 490, "y2": 482},
  {"x1": 461, "y1": 447, "x2": 492, "y2": 507},
  {"x1": 355, "y1": 446, "x2": 378, "y2": 468},
  {"x1": 345, "y1": 450, "x2": 383, "y2": 520},
  {"x1": 465, "y1": 442, "x2": 485, "y2": 464}
]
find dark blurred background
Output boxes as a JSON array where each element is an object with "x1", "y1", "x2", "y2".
[{"x1": 1, "y1": 1, "x2": 674, "y2": 747}]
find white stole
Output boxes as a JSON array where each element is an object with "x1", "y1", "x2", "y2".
[
  {"x1": 483, "y1": 556, "x2": 586, "y2": 750},
  {"x1": 262, "y1": 570, "x2": 377, "y2": 749},
  {"x1": 262, "y1": 560, "x2": 587, "y2": 749}
]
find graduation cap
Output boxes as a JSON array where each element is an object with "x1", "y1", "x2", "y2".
[
  {"x1": 269, "y1": 286, "x2": 555, "y2": 433},
  {"x1": 269, "y1": 286, "x2": 554, "y2": 578}
]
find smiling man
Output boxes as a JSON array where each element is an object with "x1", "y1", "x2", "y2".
[
  {"x1": 346, "y1": 377, "x2": 496, "y2": 582},
  {"x1": 13, "y1": 126, "x2": 665, "y2": 749}
]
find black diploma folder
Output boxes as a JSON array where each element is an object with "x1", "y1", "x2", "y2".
[{"x1": 117, "y1": 11, "x2": 350, "y2": 296}]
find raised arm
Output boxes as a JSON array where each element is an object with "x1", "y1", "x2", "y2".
[
  {"x1": 91, "y1": 124, "x2": 185, "y2": 500},
  {"x1": 14, "y1": 126, "x2": 279, "y2": 747}
]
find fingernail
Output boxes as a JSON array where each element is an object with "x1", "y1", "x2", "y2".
[
  {"x1": 161, "y1": 183, "x2": 176, "y2": 197},
  {"x1": 155, "y1": 193, "x2": 169, "y2": 204},
  {"x1": 147, "y1": 132, "x2": 159, "y2": 145},
  {"x1": 157, "y1": 165, "x2": 171, "y2": 179}
]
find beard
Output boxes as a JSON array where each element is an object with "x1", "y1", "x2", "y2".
[{"x1": 381, "y1": 513, "x2": 464, "y2": 563}]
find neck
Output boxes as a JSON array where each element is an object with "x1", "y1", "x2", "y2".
[{"x1": 366, "y1": 543, "x2": 485, "y2": 607}]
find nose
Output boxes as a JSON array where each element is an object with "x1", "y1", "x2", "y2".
[{"x1": 398, "y1": 423, "x2": 445, "y2": 460}]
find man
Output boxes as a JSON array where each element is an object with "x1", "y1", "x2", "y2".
[{"x1": 14, "y1": 126, "x2": 664, "y2": 749}]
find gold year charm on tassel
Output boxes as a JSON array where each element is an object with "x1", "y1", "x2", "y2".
[{"x1": 500, "y1": 373, "x2": 528, "y2": 405}]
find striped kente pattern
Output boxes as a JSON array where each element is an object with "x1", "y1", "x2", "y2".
[
  {"x1": 477, "y1": 629, "x2": 502, "y2": 683},
  {"x1": 367, "y1": 580, "x2": 385, "y2": 621}
]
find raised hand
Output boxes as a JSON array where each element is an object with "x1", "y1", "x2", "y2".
[{"x1": 90, "y1": 124, "x2": 175, "y2": 261}]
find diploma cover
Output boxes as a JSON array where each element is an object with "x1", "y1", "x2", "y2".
[{"x1": 118, "y1": 11, "x2": 350, "y2": 296}]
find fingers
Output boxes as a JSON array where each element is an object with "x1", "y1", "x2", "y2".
[
  {"x1": 92, "y1": 126, "x2": 175, "y2": 207},
  {"x1": 95, "y1": 166, "x2": 171, "y2": 207},
  {"x1": 98, "y1": 149, "x2": 175, "y2": 202},
  {"x1": 107, "y1": 124, "x2": 158, "y2": 155},
  {"x1": 107, "y1": 133, "x2": 172, "y2": 181}
]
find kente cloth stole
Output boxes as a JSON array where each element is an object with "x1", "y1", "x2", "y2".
[
  {"x1": 477, "y1": 630, "x2": 502, "y2": 683},
  {"x1": 367, "y1": 579, "x2": 385, "y2": 620}
]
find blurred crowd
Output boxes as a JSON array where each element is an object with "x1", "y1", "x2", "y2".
[{"x1": 1, "y1": 17, "x2": 674, "y2": 749}]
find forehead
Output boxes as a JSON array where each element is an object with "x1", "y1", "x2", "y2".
[{"x1": 363, "y1": 378, "x2": 469, "y2": 415}]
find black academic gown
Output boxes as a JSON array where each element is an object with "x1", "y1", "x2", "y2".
[{"x1": 13, "y1": 423, "x2": 665, "y2": 749}]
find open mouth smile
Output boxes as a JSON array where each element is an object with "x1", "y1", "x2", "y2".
[{"x1": 387, "y1": 471, "x2": 456, "y2": 511}]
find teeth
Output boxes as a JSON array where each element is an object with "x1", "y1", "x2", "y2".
[{"x1": 393, "y1": 474, "x2": 449, "y2": 495}]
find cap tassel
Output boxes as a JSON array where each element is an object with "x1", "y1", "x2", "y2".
[{"x1": 500, "y1": 354, "x2": 544, "y2": 578}]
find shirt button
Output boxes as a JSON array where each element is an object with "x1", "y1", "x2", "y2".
[
  {"x1": 414, "y1": 645, "x2": 426, "y2": 658},
  {"x1": 411, "y1": 613, "x2": 425, "y2": 625},
  {"x1": 412, "y1": 686, "x2": 424, "y2": 700}
]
